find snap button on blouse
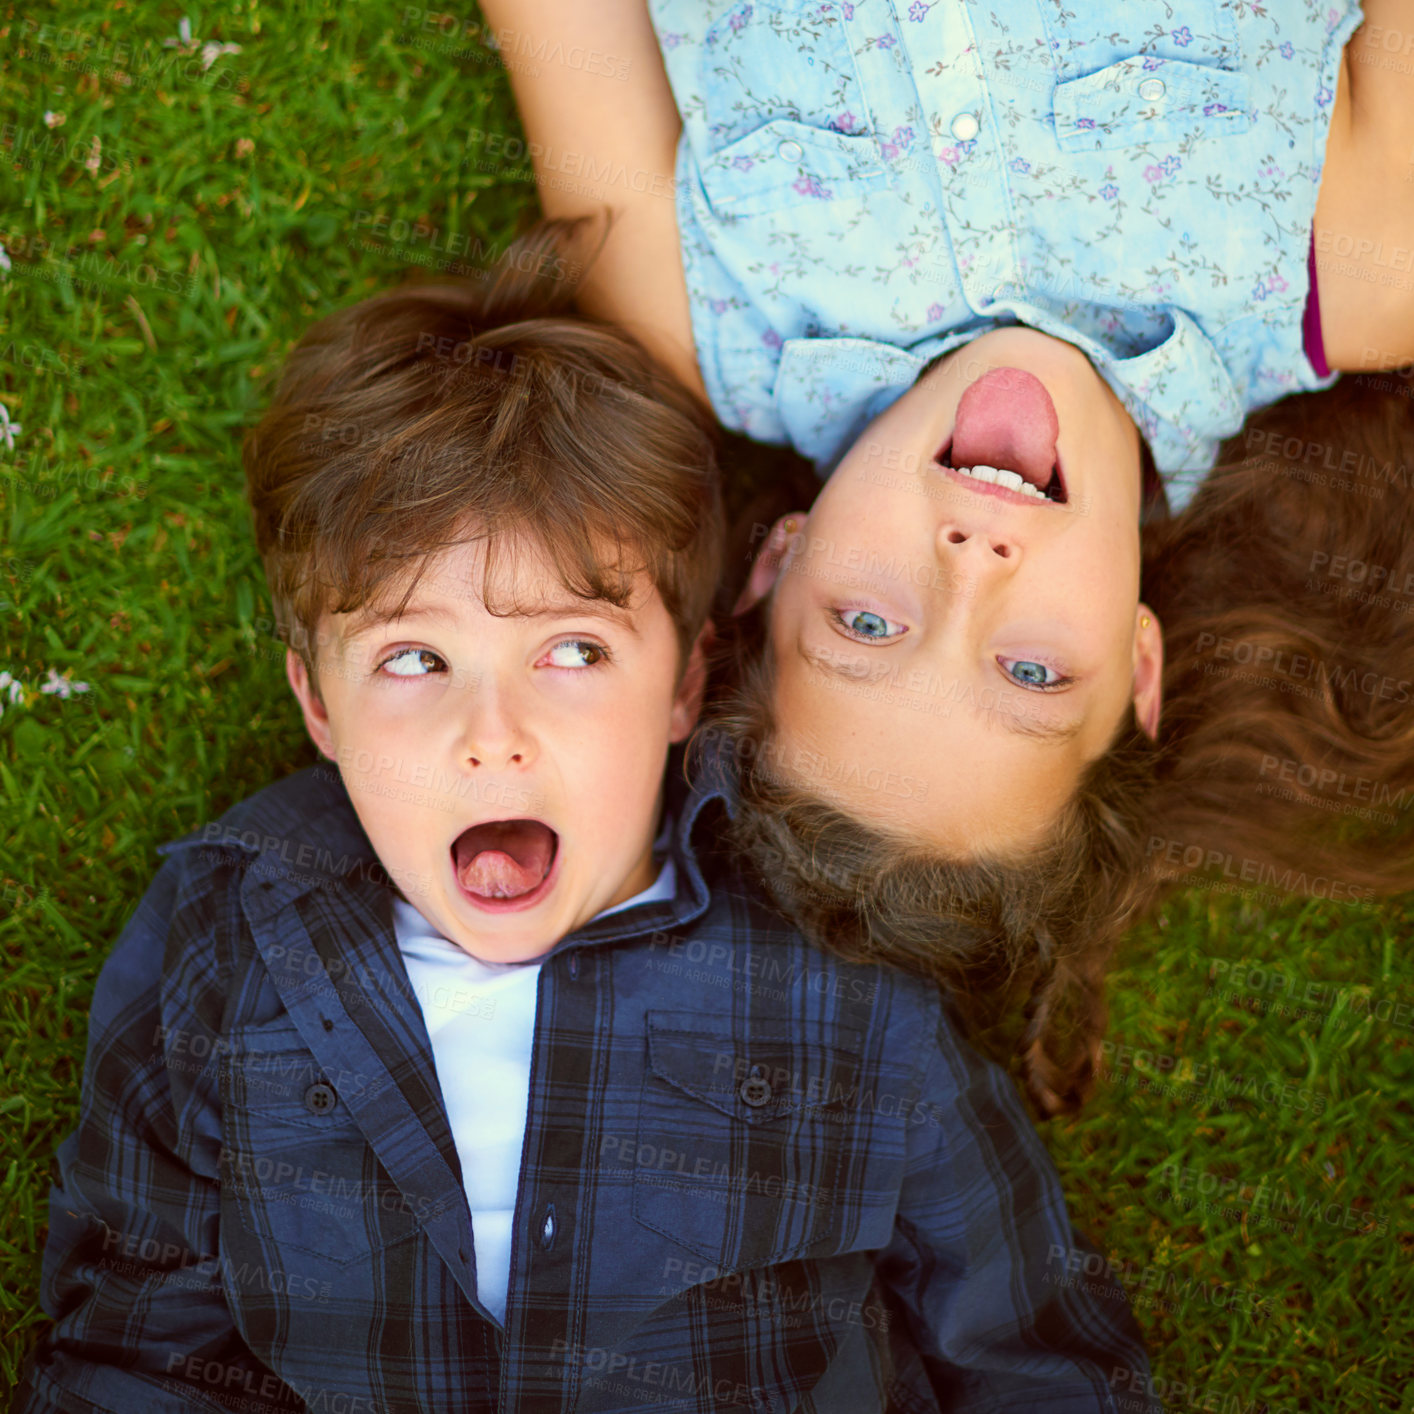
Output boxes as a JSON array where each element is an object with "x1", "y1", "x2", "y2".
[
  {"x1": 739, "y1": 1069, "x2": 773, "y2": 1108},
  {"x1": 778, "y1": 138, "x2": 805, "y2": 162},
  {"x1": 949, "y1": 112, "x2": 980, "y2": 141},
  {"x1": 304, "y1": 1082, "x2": 337, "y2": 1115},
  {"x1": 1138, "y1": 77, "x2": 1166, "y2": 101},
  {"x1": 539, "y1": 1204, "x2": 557, "y2": 1250},
  {"x1": 567, "y1": 951, "x2": 580, "y2": 980}
]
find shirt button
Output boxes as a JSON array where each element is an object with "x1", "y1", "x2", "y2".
[
  {"x1": 304, "y1": 1082, "x2": 337, "y2": 1115},
  {"x1": 539, "y1": 1204, "x2": 557, "y2": 1250},
  {"x1": 777, "y1": 139, "x2": 804, "y2": 162},
  {"x1": 949, "y1": 112, "x2": 980, "y2": 141},
  {"x1": 1138, "y1": 77, "x2": 1166, "y2": 101},
  {"x1": 739, "y1": 1070, "x2": 773, "y2": 1108},
  {"x1": 567, "y1": 952, "x2": 580, "y2": 980}
]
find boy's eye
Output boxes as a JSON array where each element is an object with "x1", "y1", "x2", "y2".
[
  {"x1": 543, "y1": 639, "x2": 610, "y2": 669},
  {"x1": 998, "y1": 657, "x2": 1072, "y2": 690},
  {"x1": 834, "y1": 608, "x2": 906, "y2": 642},
  {"x1": 381, "y1": 648, "x2": 445, "y2": 677}
]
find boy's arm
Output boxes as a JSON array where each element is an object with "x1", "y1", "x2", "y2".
[
  {"x1": 879, "y1": 1008, "x2": 1163, "y2": 1414},
  {"x1": 12, "y1": 853, "x2": 296, "y2": 1414},
  {"x1": 473, "y1": 0, "x2": 706, "y2": 400}
]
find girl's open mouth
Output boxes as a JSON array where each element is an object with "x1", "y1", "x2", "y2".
[
  {"x1": 933, "y1": 440, "x2": 1068, "y2": 505},
  {"x1": 933, "y1": 365, "x2": 1067, "y2": 504},
  {"x1": 450, "y1": 819, "x2": 559, "y2": 913}
]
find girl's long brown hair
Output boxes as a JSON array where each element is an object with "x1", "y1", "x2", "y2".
[
  {"x1": 1143, "y1": 373, "x2": 1414, "y2": 898},
  {"x1": 706, "y1": 373, "x2": 1414, "y2": 1115}
]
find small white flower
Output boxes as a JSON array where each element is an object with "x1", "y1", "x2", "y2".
[
  {"x1": 0, "y1": 246, "x2": 10, "y2": 276},
  {"x1": 200, "y1": 40, "x2": 242, "y2": 70},
  {"x1": 162, "y1": 17, "x2": 240, "y2": 68},
  {"x1": 0, "y1": 671, "x2": 23, "y2": 719},
  {"x1": 163, "y1": 16, "x2": 195, "y2": 49},
  {"x1": 43, "y1": 110, "x2": 67, "y2": 129},
  {"x1": 85, "y1": 135, "x2": 102, "y2": 175},
  {"x1": 0, "y1": 403, "x2": 21, "y2": 452},
  {"x1": 39, "y1": 668, "x2": 90, "y2": 698}
]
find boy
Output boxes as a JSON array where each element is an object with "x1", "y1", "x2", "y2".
[{"x1": 14, "y1": 230, "x2": 1159, "y2": 1413}]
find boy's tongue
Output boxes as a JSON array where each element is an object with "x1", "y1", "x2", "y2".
[
  {"x1": 950, "y1": 367, "x2": 1060, "y2": 491},
  {"x1": 454, "y1": 820, "x2": 556, "y2": 900}
]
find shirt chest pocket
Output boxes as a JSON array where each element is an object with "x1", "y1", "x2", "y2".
[
  {"x1": 1040, "y1": 0, "x2": 1252, "y2": 149},
  {"x1": 686, "y1": 1, "x2": 887, "y2": 216},
  {"x1": 220, "y1": 1026, "x2": 423, "y2": 1268},
  {"x1": 697, "y1": 119, "x2": 889, "y2": 218},
  {"x1": 632, "y1": 1015, "x2": 875, "y2": 1272}
]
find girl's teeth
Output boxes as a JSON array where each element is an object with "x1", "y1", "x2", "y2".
[{"x1": 954, "y1": 462, "x2": 1049, "y2": 499}]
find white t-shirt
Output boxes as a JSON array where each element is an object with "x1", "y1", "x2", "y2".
[{"x1": 392, "y1": 856, "x2": 677, "y2": 1325}]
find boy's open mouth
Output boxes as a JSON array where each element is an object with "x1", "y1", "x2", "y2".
[
  {"x1": 452, "y1": 819, "x2": 558, "y2": 906},
  {"x1": 933, "y1": 365, "x2": 1067, "y2": 504}
]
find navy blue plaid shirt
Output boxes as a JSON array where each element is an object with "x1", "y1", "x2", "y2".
[{"x1": 15, "y1": 748, "x2": 1159, "y2": 1413}]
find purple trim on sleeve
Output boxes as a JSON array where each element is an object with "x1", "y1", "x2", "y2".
[{"x1": 1304, "y1": 231, "x2": 1330, "y2": 378}]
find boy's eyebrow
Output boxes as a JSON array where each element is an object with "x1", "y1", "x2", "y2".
[
  {"x1": 520, "y1": 599, "x2": 642, "y2": 633},
  {"x1": 342, "y1": 598, "x2": 641, "y2": 640},
  {"x1": 342, "y1": 602, "x2": 461, "y2": 642}
]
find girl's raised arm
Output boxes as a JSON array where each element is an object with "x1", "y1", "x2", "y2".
[
  {"x1": 1313, "y1": 0, "x2": 1414, "y2": 371},
  {"x1": 477, "y1": 0, "x2": 706, "y2": 399}
]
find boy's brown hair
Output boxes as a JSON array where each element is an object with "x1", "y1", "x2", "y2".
[{"x1": 243, "y1": 221, "x2": 723, "y2": 696}]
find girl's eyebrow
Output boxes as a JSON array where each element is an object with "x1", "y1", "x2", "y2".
[
  {"x1": 797, "y1": 641, "x2": 889, "y2": 683},
  {"x1": 983, "y1": 702, "x2": 1085, "y2": 743},
  {"x1": 797, "y1": 640, "x2": 1083, "y2": 739}
]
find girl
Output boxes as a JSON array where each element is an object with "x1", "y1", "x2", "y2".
[{"x1": 482, "y1": 0, "x2": 1414, "y2": 1108}]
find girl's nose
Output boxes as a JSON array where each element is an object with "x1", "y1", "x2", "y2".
[{"x1": 937, "y1": 521, "x2": 1018, "y2": 561}]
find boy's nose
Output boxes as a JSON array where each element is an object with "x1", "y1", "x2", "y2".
[{"x1": 460, "y1": 689, "x2": 533, "y2": 770}]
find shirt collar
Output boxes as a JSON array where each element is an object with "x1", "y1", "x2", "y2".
[
  {"x1": 157, "y1": 744, "x2": 742, "y2": 946},
  {"x1": 543, "y1": 739, "x2": 738, "y2": 954},
  {"x1": 772, "y1": 306, "x2": 1240, "y2": 489}
]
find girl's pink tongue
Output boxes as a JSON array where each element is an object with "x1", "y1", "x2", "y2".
[
  {"x1": 454, "y1": 820, "x2": 555, "y2": 900},
  {"x1": 950, "y1": 367, "x2": 1060, "y2": 490}
]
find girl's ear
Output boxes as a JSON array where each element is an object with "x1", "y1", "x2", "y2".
[
  {"x1": 732, "y1": 513, "x2": 807, "y2": 616},
  {"x1": 285, "y1": 648, "x2": 337, "y2": 761},
  {"x1": 1132, "y1": 604, "x2": 1164, "y2": 740}
]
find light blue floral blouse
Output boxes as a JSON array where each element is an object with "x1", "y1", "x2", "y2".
[{"x1": 650, "y1": 0, "x2": 1361, "y2": 510}]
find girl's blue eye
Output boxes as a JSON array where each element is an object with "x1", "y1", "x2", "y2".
[
  {"x1": 999, "y1": 658, "x2": 1070, "y2": 690},
  {"x1": 837, "y1": 608, "x2": 905, "y2": 641},
  {"x1": 545, "y1": 640, "x2": 609, "y2": 668},
  {"x1": 382, "y1": 648, "x2": 443, "y2": 677}
]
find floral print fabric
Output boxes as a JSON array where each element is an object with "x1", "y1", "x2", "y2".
[{"x1": 653, "y1": 0, "x2": 1362, "y2": 509}]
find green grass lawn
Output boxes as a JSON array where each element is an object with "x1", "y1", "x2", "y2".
[{"x1": 2, "y1": 2, "x2": 1411, "y2": 1407}]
